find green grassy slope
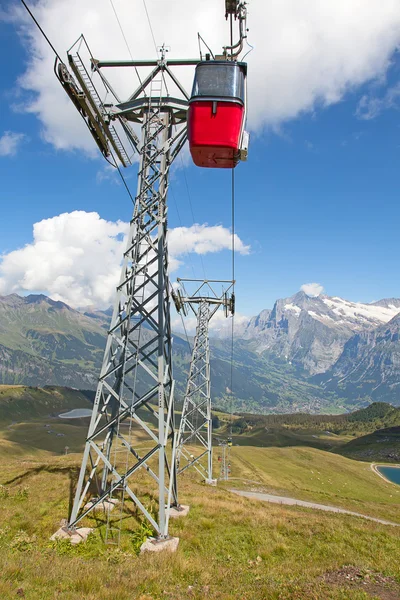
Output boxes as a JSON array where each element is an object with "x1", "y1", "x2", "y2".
[
  {"x1": 341, "y1": 426, "x2": 400, "y2": 462},
  {"x1": 229, "y1": 445, "x2": 400, "y2": 522},
  {"x1": 0, "y1": 385, "x2": 92, "y2": 424},
  {"x1": 217, "y1": 402, "x2": 400, "y2": 466},
  {"x1": 0, "y1": 444, "x2": 399, "y2": 599},
  {"x1": 232, "y1": 402, "x2": 400, "y2": 433}
]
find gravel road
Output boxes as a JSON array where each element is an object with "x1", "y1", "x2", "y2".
[{"x1": 230, "y1": 489, "x2": 399, "y2": 527}]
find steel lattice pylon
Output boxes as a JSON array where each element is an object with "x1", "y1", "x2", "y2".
[
  {"x1": 58, "y1": 40, "x2": 198, "y2": 542},
  {"x1": 173, "y1": 280, "x2": 234, "y2": 483}
]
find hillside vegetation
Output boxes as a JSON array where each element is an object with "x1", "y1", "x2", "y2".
[
  {"x1": 231, "y1": 402, "x2": 400, "y2": 435},
  {"x1": 216, "y1": 402, "x2": 400, "y2": 465},
  {"x1": 0, "y1": 294, "x2": 351, "y2": 414},
  {"x1": 0, "y1": 385, "x2": 92, "y2": 423}
]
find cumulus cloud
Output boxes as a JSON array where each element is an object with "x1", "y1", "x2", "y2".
[
  {"x1": 7, "y1": 0, "x2": 400, "y2": 153},
  {"x1": 0, "y1": 131, "x2": 26, "y2": 156},
  {"x1": 168, "y1": 224, "x2": 250, "y2": 271},
  {"x1": 172, "y1": 310, "x2": 249, "y2": 339},
  {"x1": 301, "y1": 282, "x2": 324, "y2": 297},
  {"x1": 0, "y1": 211, "x2": 249, "y2": 308}
]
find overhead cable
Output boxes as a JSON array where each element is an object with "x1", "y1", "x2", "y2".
[
  {"x1": 179, "y1": 154, "x2": 207, "y2": 282},
  {"x1": 229, "y1": 167, "x2": 236, "y2": 436},
  {"x1": 142, "y1": 0, "x2": 158, "y2": 55},
  {"x1": 20, "y1": 0, "x2": 62, "y2": 62},
  {"x1": 21, "y1": 0, "x2": 137, "y2": 204},
  {"x1": 108, "y1": 0, "x2": 144, "y2": 91}
]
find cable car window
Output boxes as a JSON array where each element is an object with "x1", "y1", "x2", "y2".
[{"x1": 191, "y1": 63, "x2": 245, "y2": 103}]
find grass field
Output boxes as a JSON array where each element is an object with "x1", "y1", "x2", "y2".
[
  {"x1": 0, "y1": 421, "x2": 399, "y2": 599},
  {"x1": 0, "y1": 385, "x2": 92, "y2": 424},
  {"x1": 228, "y1": 446, "x2": 400, "y2": 523},
  {"x1": 0, "y1": 387, "x2": 399, "y2": 599}
]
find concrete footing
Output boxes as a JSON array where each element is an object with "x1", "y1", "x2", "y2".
[
  {"x1": 168, "y1": 504, "x2": 190, "y2": 518},
  {"x1": 140, "y1": 536, "x2": 179, "y2": 554},
  {"x1": 50, "y1": 526, "x2": 93, "y2": 545},
  {"x1": 84, "y1": 498, "x2": 119, "y2": 513},
  {"x1": 205, "y1": 478, "x2": 217, "y2": 486}
]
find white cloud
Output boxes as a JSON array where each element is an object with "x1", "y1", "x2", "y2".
[
  {"x1": 0, "y1": 211, "x2": 249, "y2": 308},
  {"x1": 168, "y1": 224, "x2": 250, "y2": 271},
  {"x1": 96, "y1": 164, "x2": 121, "y2": 185},
  {"x1": 356, "y1": 83, "x2": 400, "y2": 120},
  {"x1": 0, "y1": 131, "x2": 26, "y2": 156},
  {"x1": 172, "y1": 310, "x2": 249, "y2": 339},
  {"x1": 7, "y1": 0, "x2": 400, "y2": 153},
  {"x1": 301, "y1": 282, "x2": 324, "y2": 297}
]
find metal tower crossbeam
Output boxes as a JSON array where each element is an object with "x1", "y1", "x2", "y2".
[
  {"x1": 173, "y1": 280, "x2": 234, "y2": 482},
  {"x1": 61, "y1": 41, "x2": 190, "y2": 540}
]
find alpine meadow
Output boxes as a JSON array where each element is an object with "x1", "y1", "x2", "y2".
[{"x1": 1, "y1": 1, "x2": 400, "y2": 599}]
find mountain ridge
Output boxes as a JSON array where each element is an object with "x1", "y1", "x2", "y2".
[
  {"x1": 1, "y1": 291, "x2": 400, "y2": 412},
  {"x1": 239, "y1": 290, "x2": 400, "y2": 375}
]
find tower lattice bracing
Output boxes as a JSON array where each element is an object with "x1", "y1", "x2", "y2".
[
  {"x1": 59, "y1": 40, "x2": 197, "y2": 542},
  {"x1": 177, "y1": 300, "x2": 212, "y2": 480},
  {"x1": 38, "y1": 0, "x2": 250, "y2": 546},
  {"x1": 173, "y1": 280, "x2": 234, "y2": 483}
]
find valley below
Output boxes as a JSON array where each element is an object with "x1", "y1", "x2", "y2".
[{"x1": 3, "y1": 290, "x2": 400, "y2": 415}]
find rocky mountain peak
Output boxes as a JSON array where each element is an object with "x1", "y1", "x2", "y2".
[
  {"x1": 241, "y1": 291, "x2": 400, "y2": 375},
  {"x1": 371, "y1": 298, "x2": 400, "y2": 310},
  {"x1": 24, "y1": 294, "x2": 71, "y2": 310}
]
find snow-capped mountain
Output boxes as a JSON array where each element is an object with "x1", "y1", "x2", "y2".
[
  {"x1": 323, "y1": 311, "x2": 400, "y2": 401},
  {"x1": 240, "y1": 291, "x2": 400, "y2": 375}
]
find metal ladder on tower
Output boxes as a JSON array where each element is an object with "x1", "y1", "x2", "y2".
[{"x1": 69, "y1": 50, "x2": 131, "y2": 166}]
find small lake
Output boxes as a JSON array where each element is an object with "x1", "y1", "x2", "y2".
[
  {"x1": 59, "y1": 408, "x2": 92, "y2": 419},
  {"x1": 377, "y1": 466, "x2": 400, "y2": 486}
]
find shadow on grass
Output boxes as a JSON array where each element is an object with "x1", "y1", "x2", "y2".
[
  {"x1": 4, "y1": 463, "x2": 160, "y2": 537},
  {"x1": 4, "y1": 464, "x2": 80, "y2": 520}
]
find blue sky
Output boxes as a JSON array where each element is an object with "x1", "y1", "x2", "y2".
[{"x1": 1, "y1": 1, "x2": 400, "y2": 317}]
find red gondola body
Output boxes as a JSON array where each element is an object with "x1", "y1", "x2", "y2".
[{"x1": 188, "y1": 61, "x2": 247, "y2": 169}]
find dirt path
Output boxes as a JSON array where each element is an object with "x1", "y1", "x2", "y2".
[{"x1": 230, "y1": 489, "x2": 400, "y2": 527}]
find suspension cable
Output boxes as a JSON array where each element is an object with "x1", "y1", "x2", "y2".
[
  {"x1": 229, "y1": 168, "x2": 235, "y2": 437},
  {"x1": 21, "y1": 0, "x2": 138, "y2": 204},
  {"x1": 179, "y1": 154, "x2": 207, "y2": 281},
  {"x1": 20, "y1": 0, "x2": 63, "y2": 62},
  {"x1": 179, "y1": 305, "x2": 193, "y2": 356},
  {"x1": 108, "y1": 0, "x2": 144, "y2": 91},
  {"x1": 110, "y1": 154, "x2": 136, "y2": 204},
  {"x1": 142, "y1": 0, "x2": 158, "y2": 55}
]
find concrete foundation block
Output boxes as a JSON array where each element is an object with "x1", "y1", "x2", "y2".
[
  {"x1": 168, "y1": 504, "x2": 190, "y2": 518},
  {"x1": 140, "y1": 536, "x2": 179, "y2": 554},
  {"x1": 50, "y1": 526, "x2": 93, "y2": 545},
  {"x1": 205, "y1": 478, "x2": 217, "y2": 486},
  {"x1": 84, "y1": 498, "x2": 120, "y2": 513}
]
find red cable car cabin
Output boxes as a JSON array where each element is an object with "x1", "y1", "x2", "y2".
[{"x1": 188, "y1": 61, "x2": 247, "y2": 169}]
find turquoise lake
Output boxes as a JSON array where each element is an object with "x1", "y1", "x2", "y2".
[{"x1": 377, "y1": 466, "x2": 400, "y2": 485}]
